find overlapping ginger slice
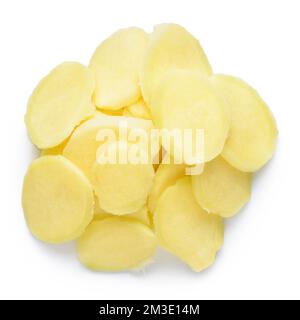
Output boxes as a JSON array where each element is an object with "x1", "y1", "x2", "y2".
[
  {"x1": 150, "y1": 69, "x2": 230, "y2": 164},
  {"x1": 63, "y1": 114, "x2": 153, "y2": 180},
  {"x1": 89, "y1": 27, "x2": 148, "y2": 110},
  {"x1": 192, "y1": 157, "x2": 252, "y2": 218},
  {"x1": 92, "y1": 140, "x2": 155, "y2": 215},
  {"x1": 148, "y1": 162, "x2": 186, "y2": 214},
  {"x1": 211, "y1": 75, "x2": 278, "y2": 172},
  {"x1": 154, "y1": 177, "x2": 224, "y2": 272},
  {"x1": 22, "y1": 156, "x2": 94, "y2": 244},
  {"x1": 25, "y1": 62, "x2": 95, "y2": 149},
  {"x1": 141, "y1": 23, "x2": 212, "y2": 104},
  {"x1": 77, "y1": 217, "x2": 157, "y2": 271}
]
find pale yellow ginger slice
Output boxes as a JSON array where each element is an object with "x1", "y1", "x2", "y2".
[
  {"x1": 150, "y1": 70, "x2": 230, "y2": 164},
  {"x1": 63, "y1": 115, "x2": 153, "y2": 180},
  {"x1": 124, "y1": 99, "x2": 152, "y2": 120},
  {"x1": 25, "y1": 62, "x2": 95, "y2": 149},
  {"x1": 89, "y1": 27, "x2": 148, "y2": 110},
  {"x1": 141, "y1": 23, "x2": 212, "y2": 104},
  {"x1": 94, "y1": 198, "x2": 151, "y2": 225},
  {"x1": 148, "y1": 162, "x2": 186, "y2": 214},
  {"x1": 192, "y1": 156, "x2": 252, "y2": 218},
  {"x1": 154, "y1": 177, "x2": 224, "y2": 272},
  {"x1": 211, "y1": 75, "x2": 278, "y2": 172},
  {"x1": 22, "y1": 156, "x2": 94, "y2": 244},
  {"x1": 77, "y1": 217, "x2": 157, "y2": 271},
  {"x1": 92, "y1": 140, "x2": 155, "y2": 215}
]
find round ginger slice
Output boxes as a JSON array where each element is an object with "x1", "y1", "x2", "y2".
[
  {"x1": 63, "y1": 115, "x2": 153, "y2": 180},
  {"x1": 141, "y1": 23, "x2": 212, "y2": 104},
  {"x1": 22, "y1": 156, "x2": 94, "y2": 244},
  {"x1": 92, "y1": 141, "x2": 155, "y2": 215},
  {"x1": 77, "y1": 217, "x2": 157, "y2": 271},
  {"x1": 89, "y1": 27, "x2": 148, "y2": 110},
  {"x1": 154, "y1": 177, "x2": 224, "y2": 272},
  {"x1": 148, "y1": 162, "x2": 186, "y2": 214},
  {"x1": 150, "y1": 70, "x2": 230, "y2": 164},
  {"x1": 192, "y1": 157, "x2": 252, "y2": 218},
  {"x1": 211, "y1": 74, "x2": 278, "y2": 172},
  {"x1": 25, "y1": 62, "x2": 95, "y2": 149}
]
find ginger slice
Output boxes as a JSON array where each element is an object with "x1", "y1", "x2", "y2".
[
  {"x1": 77, "y1": 217, "x2": 157, "y2": 271},
  {"x1": 154, "y1": 177, "x2": 224, "y2": 272},
  {"x1": 22, "y1": 156, "x2": 94, "y2": 243}
]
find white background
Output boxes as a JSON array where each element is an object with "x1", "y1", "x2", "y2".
[{"x1": 0, "y1": 0, "x2": 299, "y2": 300}]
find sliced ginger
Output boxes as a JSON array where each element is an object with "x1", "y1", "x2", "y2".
[
  {"x1": 25, "y1": 62, "x2": 95, "y2": 149},
  {"x1": 22, "y1": 156, "x2": 94, "y2": 244},
  {"x1": 92, "y1": 140, "x2": 155, "y2": 215},
  {"x1": 211, "y1": 75, "x2": 278, "y2": 172},
  {"x1": 77, "y1": 217, "x2": 157, "y2": 271},
  {"x1": 89, "y1": 27, "x2": 148, "y2": 110},
  {"x1": 23, "y1": 23, "x2": 278, "y2": 274},
  {"x1": 148, "y1": 162, "x2": 186, "y2": 214},
  {"x1": 154, "y1": 177, "x2": 224, "y2": 272},
  {"x1": 192, "y1": 157, "x2": 252, "y2": 218},
  {"x1": 150, "y1": 70, "x2": 230, "y2": 164},
  {"x1": 141, "y1": 23, "x2": 212, "y2": 104},
  {"x1": 63, "y1": 115, "x2": 153, "y2": 180}
]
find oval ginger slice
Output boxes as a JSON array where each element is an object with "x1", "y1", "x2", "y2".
[
  {"x1": 92, "y1": 141, "x2": 155, "y2": 215},
  {"x1": 25, "y1": 62, "x2": 95, "y2": 149},
  {"x1": 89, "y1": 27, "x2": 148, "y2": 110},
  {"x1": 77, "y1": 217, "x2": 157, "y2": 271},
  {"x1": 192, "y1": 157, "x2": 252, "y2": 218},
  {"x1": 141, "y1": 23, "x2": 212, "y2": 104},
  {"x1": 211, "y1": 75, "x2": 278, "y2": 172},
  {"x1": 150, "y1": 70, "x2": 230, "y2": 164},
  {"x1": 154, "y1": 177, "x2": 224, "y2": 272},
  {"x1": 22, "y1": 156, "x2": 94, "y2": 244}
]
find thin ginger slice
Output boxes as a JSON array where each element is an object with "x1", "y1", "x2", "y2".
[
  {"x1": 211, "y1": 74, "x2": 278, "y2": 172},
  {"x1": 92, "y1": 140, "x2": 155, "y2": 215},
  {"x1": 192, "y1": 156, "x2": 252, "y2": 218},
  {"x1": 25, "y1": 62, "x2": 95, "y2": 149},
  {"x1": 90, "y1": 27, "x2": 148, "y2": 110},
  {"x1": 150, "y1": 70, "x2": 230, "y2": 164},
  {"x1": 141, "y1": 23, "x2": 212, "y2": 104},
  {"x1": 22, "y1": 156, "x2": 94, "y2": 244},
  {"x1": 154, "y1": 177, "x2": 224, "y2": 272},
  {"x1": 77, "y1": 217, "x2": 157, "y2": 271}
]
